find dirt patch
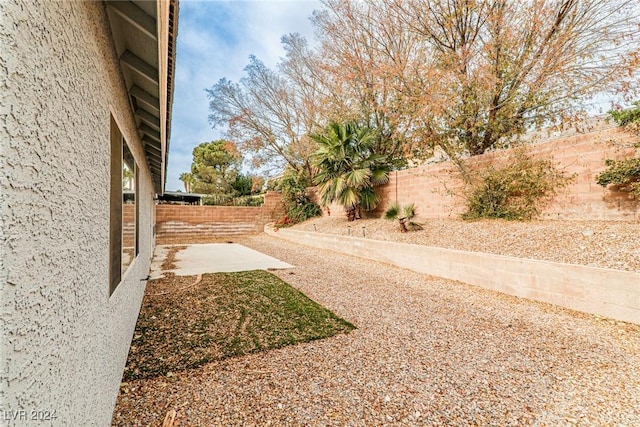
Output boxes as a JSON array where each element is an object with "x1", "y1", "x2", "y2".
[{"x1": 160, "y1": 245, "x2": 188, "y2": 271}]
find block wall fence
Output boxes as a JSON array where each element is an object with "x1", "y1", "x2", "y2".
[
  {"x1": 155, "y1": 191, "x2": 285, "y2": 243},
  {"x1": 322, "y1": 124, "x2": 639, "y2": 221}
]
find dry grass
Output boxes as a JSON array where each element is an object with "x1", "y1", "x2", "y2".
[{"x1": 122, "y1": 270, "x2": 355, "y2": 382}]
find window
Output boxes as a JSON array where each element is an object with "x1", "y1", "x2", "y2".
[
  {"x1": 110, "y1": 116, "x2": 138, "y2": 295},
  {"x1": 122, "y1": 143, "x2": 137, "y2": 272}
]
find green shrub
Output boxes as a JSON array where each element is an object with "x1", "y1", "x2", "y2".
[
  {"x1": 273, "y1": 168, "x2": 322, "y2": 226},
  {"x1": 383, "y1": 203, "x2": 423, "y2": 232},
  {"x1": 233, "y1": 195, "x2": 265, "y2": 206},
  {"x1": 596, "y1": 102, "x2": 640, "y2": 196},
  {"x1": 202, "y1": 194, "x2": 234, "y2": 206},
  {"x1": 202, "y1": 194, "x2": 265, "y2": 206},
  {"x1": 609, "y1": 101, "x2": 640, "y2": 127},
  {"x1": 462, "y1": 150, "x2": 572, "y2": 221},
  {"x1": 596, "y1": 158, "x2": 640, "y2": 196},
  {"x1": 285, "y1": 201, "x2": 322, "y2": 224}
]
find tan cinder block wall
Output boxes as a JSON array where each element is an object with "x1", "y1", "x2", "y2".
[
  {"x1": 155, "y1": 191, "x2": 284, "y2": 243},
  {"x1": 364, "y1": 126, "x2": 638, "y2": 221},
  {"x1": 1, "y1": 1, "x2": 156, "y2": 425},
  {"x1": 122, "y1": 203, "x2": 136, "y2": 248}
]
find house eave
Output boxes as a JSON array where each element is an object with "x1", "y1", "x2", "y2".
[{"x1": 105, "y1": 0, "x2": 178, "y2": 194}]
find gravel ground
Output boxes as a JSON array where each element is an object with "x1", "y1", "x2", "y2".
[
  {"x1": 292, "y1": 217, "x2": 640, "y2": 272},
  {"x1": 113, "y1": 234, "x2": 640, "y2": 426}
]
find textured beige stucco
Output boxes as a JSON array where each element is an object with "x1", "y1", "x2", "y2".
[
  {"x1": 1, "y1": 1, "x2": 155, "y2": 425},
  {"x1": 266, "y1": 227, "x2": 640, "y2": 325}
]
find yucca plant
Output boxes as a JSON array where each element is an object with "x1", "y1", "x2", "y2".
[{"x1": 384, "y1": 203, "x2": 423, "y2": 232}]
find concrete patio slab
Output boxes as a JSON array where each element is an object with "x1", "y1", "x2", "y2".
[{"x1": 149, "y1": 243, "x2": 294, "y2": 278}]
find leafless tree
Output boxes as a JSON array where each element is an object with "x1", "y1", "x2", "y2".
[{"x1": 207, "y1": 35, "x2": 327, "y2": 176}]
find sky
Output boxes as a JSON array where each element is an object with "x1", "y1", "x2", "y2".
[{"x1": 167, "y1": 0, "x2": 321, "y2": 192}]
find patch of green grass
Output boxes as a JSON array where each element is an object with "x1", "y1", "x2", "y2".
[{"x1": 123, "y1": 270, "x2": 355, "y2": 381}]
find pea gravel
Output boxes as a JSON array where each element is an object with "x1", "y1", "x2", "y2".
[
  {"x1": 113, "y1": 232, "x2": 640, "y2": 426},
  {"x1": 293, "y1": 217, "x2": 640, "y2": 272}
]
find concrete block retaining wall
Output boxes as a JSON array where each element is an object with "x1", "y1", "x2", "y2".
[
  {"x1": 156, "y1": 191, "x2": 284, "y2": 243},
  {"x1": 266, "y1": 226, "x2": 640, "y2": 325}
]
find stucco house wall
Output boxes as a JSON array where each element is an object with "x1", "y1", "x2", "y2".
[{"x1": 0, "y1": 1, "x2": 166, "y2": 425}]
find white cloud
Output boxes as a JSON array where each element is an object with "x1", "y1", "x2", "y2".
[
  {"x1": 166, "y1": 0, "x2": 321, "y2": 192},
  {"x1": 241, "y1": 1, "x2": 319, "y2": 67}
]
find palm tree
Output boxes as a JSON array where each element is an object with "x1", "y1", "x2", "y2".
[
  {"x1": 179, "y1": 172, "x2": 194, "y2": 193},
  {"x1": 384, "y1": 203, "x2": 423, "y2": 232},
  {"x1": 311, "y1": 121, "x2": 390, "y2": 220}
]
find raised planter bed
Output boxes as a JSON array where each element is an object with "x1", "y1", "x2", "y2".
[{"x1": 266, "y1": 225, "x2": 640, "y2": 324}]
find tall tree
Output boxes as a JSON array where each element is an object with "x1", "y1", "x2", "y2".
[
  {"x1": 179, "y1": 172, "x2": 194, "y2": 193},
  {"x1": 231, "y1": 174, "x2": 253, "y2": 196},
  {"x1": 315, "y1": 0, "x2": 640, "y2": 161},
  {"x1": 207, "y1": 40, "x2": 327, "y2": 176},
  {"x1": 312, "y1": 1, "x2": 426, "y2": 165},
  {"x1": 189, "y1": 140, "x2": 242, "y2": 195}
]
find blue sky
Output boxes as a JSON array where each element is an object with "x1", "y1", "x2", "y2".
[{"x1": 167, "y1": 0, "x2": 321, "y2": 192}]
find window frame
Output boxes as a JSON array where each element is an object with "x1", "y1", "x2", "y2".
[
  {"x1": 109, "y1": 115, "x2": 139, "y2": 296},
  {"x1": 109, "y1": 116, "x2": 123, "y2": 295}
]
